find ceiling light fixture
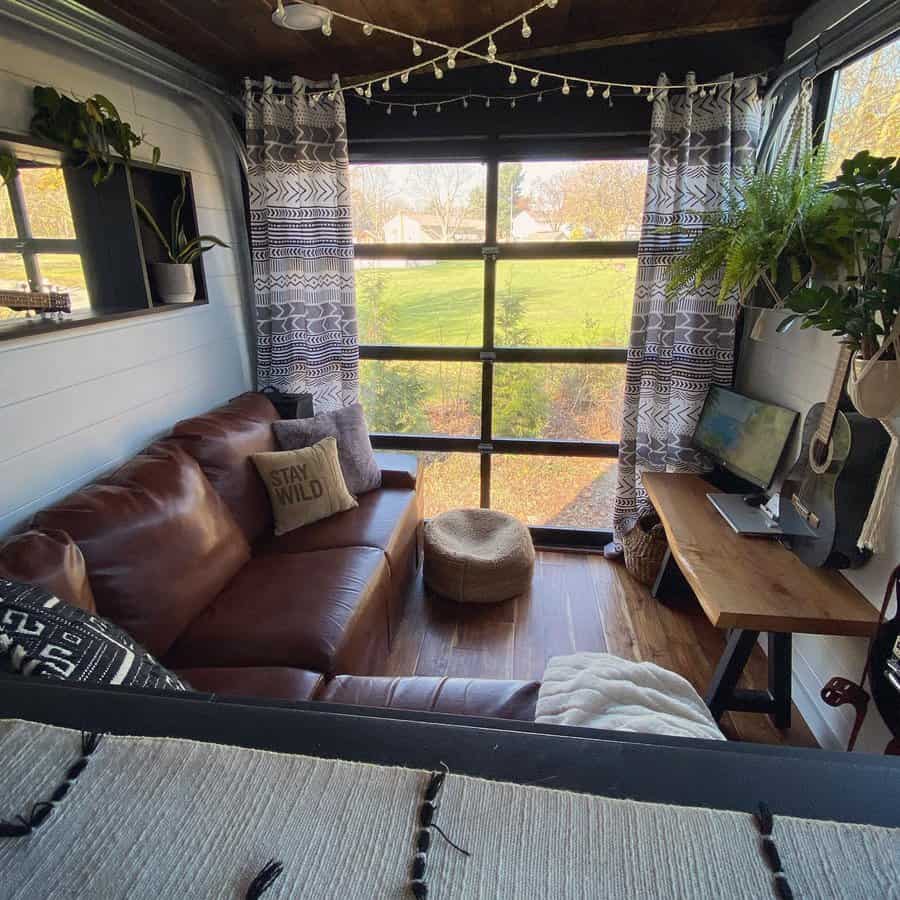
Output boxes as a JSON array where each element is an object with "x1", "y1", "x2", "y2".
[{"x1": 271, "y1": 1, "x2": 332, "y2": 31}]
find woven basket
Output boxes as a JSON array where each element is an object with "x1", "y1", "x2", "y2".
[{"x1": 622, "y1": 511, "x2": 668, "y2": 586}]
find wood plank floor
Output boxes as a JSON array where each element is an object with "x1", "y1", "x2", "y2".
[{"x1": 385, "y1": 550, "x2": 818, "y2": 748}]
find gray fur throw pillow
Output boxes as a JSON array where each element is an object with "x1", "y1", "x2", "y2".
[{"x1": 273, "y1": 403, "x2": 382, "y2": 496}]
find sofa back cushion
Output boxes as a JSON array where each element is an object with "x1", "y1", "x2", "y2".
[
  {"x1": 33, "y1": 441, "x2": 251, "y2": 657},
  {"x1": 0, "y1": 529, "x2": 97, "y2": 614},
  {"x1": 170, "y1": 392, "x2": 280, "y2": 543}
]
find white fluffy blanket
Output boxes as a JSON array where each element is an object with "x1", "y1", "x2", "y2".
[{"x1": 536, "y1": 653, "x2": 725, "y2": 741}]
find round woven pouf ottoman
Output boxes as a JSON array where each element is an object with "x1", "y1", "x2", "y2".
[{"x1": 424, "y1": 508, "x2": 535, "y2": 604}]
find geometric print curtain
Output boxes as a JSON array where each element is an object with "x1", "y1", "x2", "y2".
[
  {"x1": 243, "y1": 75, "x2": 359, "y2": 411},
  {"x1": 612, "y1": 74, "x2": 763, "y2": 536}
]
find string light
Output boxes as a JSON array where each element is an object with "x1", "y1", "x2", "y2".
[
  {"x1": 510, "y1": 98, "x2": 517, "y2": 108},
  {"x1": 386, "y1": 103, "x2": 392, "y2": 114},
  {"x1": 274, "y1": 1, "x2": 740, "y2": 108},
  {"x1": 647, "y1": 88, "x2": 654, "y2": 101},
  {"x1": 462, "y1": 97, "x2": 468, "y2": 108},
  {"x1": 485, "y1": 97, "x2": 491, "y2": 108},
  {"x1": 434, "y1": 61, "x2": 444, "y2": 79},
  {"x1": 537, "y1": 92, "x2": 543, "y2": 103},
  {"x1": 436, "y1": 103, "x2": 442, "y2": 112},
  {"x1": 382, "y1": 77, "x2": 390, "y2": 91},
  {"x1": 412, "y1": 105, "x2": 418, "y2": 116}
]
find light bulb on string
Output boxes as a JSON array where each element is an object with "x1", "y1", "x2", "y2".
[
  {"x1": 602, "y1": 85, "x2": 611, "y2": 99},
  {"x1": 699, "y1": 86, "x2": 707, "y2": 97},
  {"x1": 521, "y1": 16, "x2": 532, "y2": 38},
  {"x1": 382, "y1": 78, "x2": 390, "y2": 92},
  {"x1": 412, "y1": 40, "x2": 422, "y2": 57},
  {"x1": 328, "y1": 90, "x2": 336, "y2": 101},
  {"x1": 321, "y1": 15, "x2": 332, "y2": 36},
  {"x1": 364, "y1": 83, "x2": 372, "y2": 99},
  {"x1": 710, "y1": 84, "x2": 717, "y2": 96},
  {"x1": 561, "y1": 79, "x2": 570, "y2": 95},
  {"x1": 586, "y1": 83, "x2": 594, "y2": 98},
  {"x1": 487, "y1": 36, "x2": 497, "y2": 60},
  {"x1": 354, "y1": 86, "x2": 364, "y2": 96},
  {"x1": 400, "y1": 70, "x2": 410, "y2": 85},
  {"x1": 537, "y1": 92, "x2": 543, "y2": 103},
  {"x1": 508, "y1": 68, "x2": 518, "y2": 85},
  {"x1": 386, "y1": 104, "x2": 392, "y2": 115},
  {"x1": 436, "y1": 103, "x2": 442, "y2": 113},
  {"x1": 311, "y1": 93, "x2": 320, "y2": 103},
  {"x1": 412, "y1": 105, "x2": 418, "y2": 117},
  {"x1": 447, "y1": 50, "x2": 457, "y2": 69},
  {"x1": 485, "y1": 97, "x2": 491, "y2": 108},
  {"x1": 510, "y1": 98, "x2": 516, "y2": 109},
  {"x1": 434, "y1": 61, "x2": 443, "y2": 80},
  {"x1": 545, "y1": 0, "x2": 558, "y2": 7},
  {"x1": 632, "y1": 85, "x2": 641, "y2": 95},
  {"x1": 362, "y1": 22, "x2": 373, "y2": 36},
  {"x1": 462, "y1": 97, "x2": 469, "y2": 109},
  {"x1": 646, "y1": 88, "x2": 654, "y2": 101},
  {"x1": 530, "y1": 74, "x2": 540, "y2": 88}
]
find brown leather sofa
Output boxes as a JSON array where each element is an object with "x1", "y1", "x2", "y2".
[{"x1": 0, "y1": 393, "x2": 540, "y2": 722}]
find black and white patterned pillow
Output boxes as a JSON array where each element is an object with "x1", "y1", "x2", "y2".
[{"x1": 0, "y1": 578, "x2": 188, "y2": 691}]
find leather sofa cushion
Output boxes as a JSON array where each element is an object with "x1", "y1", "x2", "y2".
[
  {"x1": 316, "y1": 675, "x2": 540, "y2": 721},
  {"x1": 374, "y1": 452, "x2": 421, "y2": 491},
  {"x1": 171, "y1": 392, "x2": 280, "y2": 543},
  {"x1": 33, "y1": 441, "x2": 251, "y2": 658},
  {"x1": 176, "y1": 666, "x2": 323, "y2": 702},
  {"x1": 257, "y1": 487, "x2": 419, "y2": 578},
  {"x1": 0, "y1": 528, "x2": 96, "y2": 613},
  {"x1": 165, "y1": 548, "x2": 391, "y2": 675}
]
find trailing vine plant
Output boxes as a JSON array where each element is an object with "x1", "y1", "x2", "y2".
[
  {"x1": 0, "y1": 151, "x2": 16, "y2": 186},
  {"x1": 30, "y1": 86, "x2": 160, "y2": 186}
]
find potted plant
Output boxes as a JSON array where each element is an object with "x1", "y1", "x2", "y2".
[
  {"x1": 663, "y1": 142, "x2": 851, "y2": 307},
  {"x1": 30, "y1": 86, "x2": 160, "y2": 186},
  {"x1": 777, "y1": 152, "x2": 900, "y2": 419},
  {"x1": 135, "y1": 175, "x2": 228, "y2": 304}
]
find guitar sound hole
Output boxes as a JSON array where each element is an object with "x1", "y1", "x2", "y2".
[{"x1": 809, "y1": 436, "x2": 832, "y2": 474}]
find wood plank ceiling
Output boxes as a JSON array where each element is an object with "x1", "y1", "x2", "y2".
[{"x1": 77, "y1": 0, "x2": 812, "y2": 84}]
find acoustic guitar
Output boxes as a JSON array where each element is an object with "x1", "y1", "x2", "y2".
[{"x1": 780, "y1": 345, "x2": 890, "y2": 569}]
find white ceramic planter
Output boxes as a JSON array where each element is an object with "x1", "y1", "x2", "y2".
[
  {"x1": 149, "y1": 262, "x2": 196, "y2": 304},
  {"x1": 847, "y1": 355, "x2": 900, "y2": 419}
]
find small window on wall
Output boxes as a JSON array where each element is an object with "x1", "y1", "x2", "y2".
[
  {"x1": 0, "y1": 160, "x2": 90, "y2": 324},
  {"x1": 824, "y1": 35, "x2": 900, "y2": 177}
]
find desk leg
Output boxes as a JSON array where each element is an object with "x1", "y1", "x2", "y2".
[
  {"x1": 705, "y1": 629, "x2": 760, "y2": 722},
  {"x1": 768, "y1": 632, "x2": 792, "y2": 729}
]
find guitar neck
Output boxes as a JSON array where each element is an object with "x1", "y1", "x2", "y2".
[{"x1": 815, "y1": 344, "x2": 853, "y2": 444}]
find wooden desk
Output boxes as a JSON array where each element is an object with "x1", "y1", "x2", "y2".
[{"x1": 642, "y1": 473, "x2": 879, "y2": 728}]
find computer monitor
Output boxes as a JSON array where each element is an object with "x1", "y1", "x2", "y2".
[{"x1": 692, "y1": 386, "x2": 799, "y2": 490}]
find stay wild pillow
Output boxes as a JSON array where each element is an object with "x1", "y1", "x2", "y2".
[{"x1": 252, "y1": 436, "x2": 358, "y2": 535}]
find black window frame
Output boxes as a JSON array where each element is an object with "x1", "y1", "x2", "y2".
[{"x1": 353, "y1": 145, "x2": 646, "y2": 548}]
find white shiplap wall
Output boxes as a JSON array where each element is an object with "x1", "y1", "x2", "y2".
[
  {"x1": 0, "y1": 19, "x2": 253, "y2": 537},
  {"x1": 737, "y1": 310, "x2": 898, "y2": 753}
]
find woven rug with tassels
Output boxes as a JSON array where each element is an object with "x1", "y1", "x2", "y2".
[{"x1": 1, "y1": 718, "x2": 897, "y2": 898}]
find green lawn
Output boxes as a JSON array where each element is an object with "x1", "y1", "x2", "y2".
[{"x1": 356, "y1": 258, "x2": 636, "y2": 347}]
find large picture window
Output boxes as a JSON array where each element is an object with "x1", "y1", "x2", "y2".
[{"x1": 351, "y1": 156, "x2": 646, "y2": 544}]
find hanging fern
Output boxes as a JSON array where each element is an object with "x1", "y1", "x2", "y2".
[{"x1": 664, "y1": 143, "x2": 850, "y2": 305}]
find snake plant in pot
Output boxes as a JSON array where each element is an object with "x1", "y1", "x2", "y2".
[{"x1": 135, "y1": 174, "x2": 228, "y2": 304}]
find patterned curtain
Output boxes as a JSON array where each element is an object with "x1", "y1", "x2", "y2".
[
  {"x1": 243, "y1": 76, "x2": 359, "y2": 411},
  {"x1": 613, "y1": 74, "x2": 763, "y2": 535}
]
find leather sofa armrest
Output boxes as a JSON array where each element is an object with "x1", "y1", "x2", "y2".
[{"x1": 374, "y1": 452, "x2": 421, "y2": 491}]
